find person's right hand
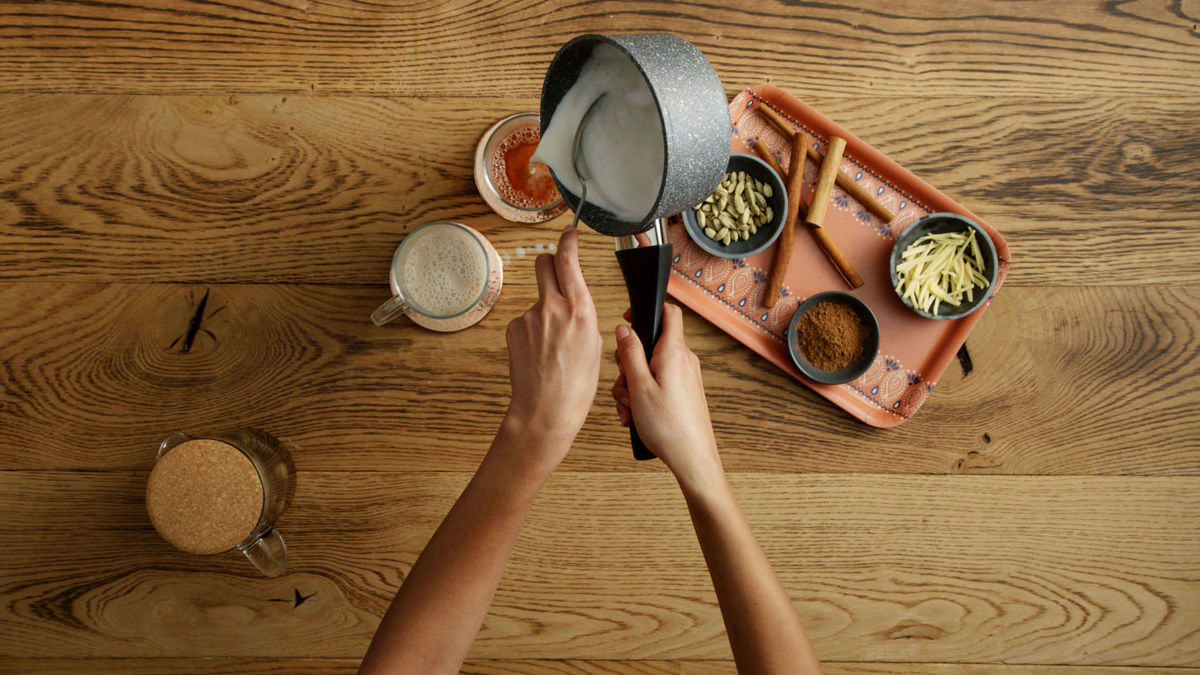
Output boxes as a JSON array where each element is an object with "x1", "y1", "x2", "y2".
[
  {"x1": 612, "y1": 303, "x2": 725, "y2": 492},
  {"x1": 504, "y1": 225, "x2": 601, "y2": 470}
]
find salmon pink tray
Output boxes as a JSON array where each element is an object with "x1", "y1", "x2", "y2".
[{"x1": 665, "y1": 85, "x2": 1011, "y2": 427}]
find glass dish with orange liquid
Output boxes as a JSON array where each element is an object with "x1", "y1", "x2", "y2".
[{"x1": 474, "y1": 113, "x2": 567, "y2": 223}]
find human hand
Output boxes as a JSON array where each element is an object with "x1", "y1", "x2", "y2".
[
  {"x1": 503, "y1": 225, "x2": 601, "y2": 467},
  {"x1": 612, "y1": 303, "x2": 725, "y2": 492}
]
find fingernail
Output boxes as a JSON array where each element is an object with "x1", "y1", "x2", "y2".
[
  {"x1": 615, "y1": 325, "x2": 630, "y2": 340},
  {"x1": 563, "y1": 223, "x2": 575, "y2": 232}
]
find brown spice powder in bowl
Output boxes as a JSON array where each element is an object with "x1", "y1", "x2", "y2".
[
  {"x1": 796, "y1": 301, "x2": 869, "y2": 370},
  {"x1": 786, "y1": 291, "x2": 880, "y2": 385}
]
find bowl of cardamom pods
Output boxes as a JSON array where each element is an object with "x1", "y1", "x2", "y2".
[{"x1": 681, "y1": 153, "x2": 787, "y2": 259}]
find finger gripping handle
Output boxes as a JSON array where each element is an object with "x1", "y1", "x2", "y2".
[{"x1": 616, "y1": 243, "x2": 674, "y2": 461}]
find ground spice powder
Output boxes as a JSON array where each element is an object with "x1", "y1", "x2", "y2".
[{"x1": 796, "y1": 301, "x2": 869, "y2": 370}]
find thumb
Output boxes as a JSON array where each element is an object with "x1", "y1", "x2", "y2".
[{"x1": 615, "y1": 324, "x2": 655, "y2": 392}]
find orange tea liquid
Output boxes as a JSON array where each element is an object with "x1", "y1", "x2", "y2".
[{"x1": 489, "y1": 125, "x2": 560, "y2": 209}]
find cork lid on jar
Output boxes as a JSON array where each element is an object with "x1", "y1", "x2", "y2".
[{"x1": 146, "y1": 439, "x2": 264, "y2": 555}]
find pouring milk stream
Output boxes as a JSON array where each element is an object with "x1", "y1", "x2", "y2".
[{"x1": 532, "y1": 44, "x2": 665, "y2": 223}]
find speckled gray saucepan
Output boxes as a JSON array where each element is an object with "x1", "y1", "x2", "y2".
[
  {"x1": 540, "y1": 33, "x2": 730, "y2": 462},
  {"x1": 539, "y1": 33, "x2": 732, "y2": 237}
]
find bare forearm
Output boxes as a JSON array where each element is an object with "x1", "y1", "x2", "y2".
[
  {"x1": 359, "y1": 419, "x2": 561, "y2": 674},
  {"x1": 682, "y1": 476, "x2": 822, "y2": 675}
]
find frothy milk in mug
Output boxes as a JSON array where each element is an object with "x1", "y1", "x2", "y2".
[
  {"x1": 372, "y1": 221, "x2": 502, "y2": 331},
  {"x1": 401, "y1": 224, "x2": 488, "y2": 317}
]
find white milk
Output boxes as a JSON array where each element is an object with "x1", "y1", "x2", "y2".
[
  {"x1": 400, "y1": 225, "x2": 487, "y2": 316},
  {"x1": 533, "y1": 43, "x2": 665, "y2": 223}
]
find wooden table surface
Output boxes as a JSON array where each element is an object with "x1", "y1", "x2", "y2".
[{"x1": 1, "y1": 1, "x2": 1198, "y2": 673}]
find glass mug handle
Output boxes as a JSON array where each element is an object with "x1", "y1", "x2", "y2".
[
  {"x1": 371, "y1": 295, "x2": 409, "y2": 326},
  {"x1": 156, "y1": 431, "x2": 193, "y2": 459},
  {"x1": 240, "y1": 528, "x2": 288, "y2": 577}
]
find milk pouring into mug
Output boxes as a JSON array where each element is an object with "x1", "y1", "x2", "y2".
[{"x1": 535, "y1": 34, "x2": 731, "y2": 460}]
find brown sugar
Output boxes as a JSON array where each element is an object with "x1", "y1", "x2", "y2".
[
  {"x1": 796, "y1": 301, "x2": 869, "y2": 371},
  {"x1": 146, "y1": 439, "x2": 263, "y2": 555}
]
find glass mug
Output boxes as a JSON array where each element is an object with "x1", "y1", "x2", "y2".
[
  {"x1": 473, "y1": 112, "x2": 567, "y2": 223},
  {"x1": 370, "y1": 221, "x2": 503, "y2": 332},
  {"x1": 147, "y1": 428, "x2": 297, "y2": 577}
]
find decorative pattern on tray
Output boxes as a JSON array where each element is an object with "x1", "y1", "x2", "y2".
[{"x1": 666, "y1": 86, "x2": 1010, "y2": 427}]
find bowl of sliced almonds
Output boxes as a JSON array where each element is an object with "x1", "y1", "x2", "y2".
[
  {"x1": 681, "y1": 153, "x2": 787, "y2": 259},
  {"x1": 889, "y1": 212, "x2": 999, "y2": 320}
]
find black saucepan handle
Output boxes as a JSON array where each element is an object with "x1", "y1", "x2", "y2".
[{"x1": 615, "y1": 242, "x2": 674, "y2": 461}]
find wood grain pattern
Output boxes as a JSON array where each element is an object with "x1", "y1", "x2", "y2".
[
  {"x1": 462, "y1": 662, "x2": 677, "y2": 674},
  {"x1": 0, "y1": 1, "x2": 1196, "y2": 97},
  {"x1": 0, "y1": 659, "x2": 363, "y2": 674},
  {"x1": 1, "y1": 471, "x2": 1197, "y2": 665},
  {"x1": 2, "y1": 283, "x2": 1197, "y2": 475},
  {"x1": 2, "y1": 1, "x2": 1198, "y2": 671},
  {"x1": 0, "y1": 94, "x2": 1197, "y2": 285},
  {"x1": 683, "y1": 664, "x2": 1200, "y2": 675},
  {"x1": 0, "y1": 659, "x2": 677, "y2": 674},
  {"x1": 4, "y1": 661, "x2": 1195, "y2": 675}
]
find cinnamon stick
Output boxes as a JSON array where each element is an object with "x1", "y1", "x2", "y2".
[
  {"x1": 750, "y1": 141, "x2": 804, "y2": 220},
  {"x1": 806, "y1": 136, "x2": 844, "y2": 227},
  {"x1": 821, "y1": 151, "x2": 895, "y2": 224},
  {"x1": 756, "y1": 104, "x2": 795, "y2": 143},
  {"x1": 749, "y1": 140, "x2": 787, "y2": 184},
  {"x1": 755, "y1": 103, "x2": 894, "y2": 223},
  {"x1": 763, "y1": 131, "x2": 810, "y2": 308},
  {"x1": 805, "y1": 136, "x2": 864, "y2": 289}
]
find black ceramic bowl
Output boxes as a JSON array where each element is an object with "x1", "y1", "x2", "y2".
[
  {"x1": 889, "y1": 212, "x2": 999, "y2": 320},
  {"x1": 681, "y1": 153, "x2": 787, "y2": 259},
  {"x1": 786, "y1": 291, "x2": 880, "y2": 385}
]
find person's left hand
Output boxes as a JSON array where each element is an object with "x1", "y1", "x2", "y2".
[{"x1": 503, "y1": 225, "x2": 601, "y2": 465}]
